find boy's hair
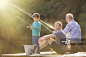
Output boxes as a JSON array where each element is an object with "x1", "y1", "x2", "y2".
[
  {"x1": 55, "y1": 21, "x2": 62, "y2": 27},
  {"x1": 32, "y1": 13, "x2": 40, "y2": 18},
  {"x1": 66, "y1": 13, "x2": 74, "y2": 19}
]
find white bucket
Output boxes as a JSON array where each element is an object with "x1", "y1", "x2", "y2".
[{"x1": 24, "y1": 45, "x2": 36, "y2": 55}]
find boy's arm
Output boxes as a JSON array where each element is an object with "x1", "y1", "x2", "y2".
[
  {"x1": 27, "y1": 24, "x2": 31, "y2": 28},
  {"x1": 30, "y1": 23, "x2": 34, "y2": 30},
  {"x1": 30, "y1": 26, "x2": 34, "y2": 29}
]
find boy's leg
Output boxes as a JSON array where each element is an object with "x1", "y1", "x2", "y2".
[
  {"x1": 32, "y1": 36, "x2": 40, "y2": 54},
  {"x1": 36, "y1": 44, "x2": 40, "y2": 54},
  {"x1": 32, "y1": 36, "x2": 36, "y2": 45},
  {"x1": 36, "y1": 36, "x2": 40, "y2": 54}
]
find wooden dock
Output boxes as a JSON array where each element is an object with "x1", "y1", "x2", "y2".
[{"x1": 1, "y1": 51, "x2": 86, "y2": 57}]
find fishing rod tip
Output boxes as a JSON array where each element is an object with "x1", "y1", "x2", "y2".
[
  {"x1": 9, "y1": 3, "x2": 11, "y2": 5},
  {"x1": 27, "y1": 23, "x2": 29, "y2": 24},
  {"x1": 16, "y1": 15, "x2": 18, "y2": 17}
]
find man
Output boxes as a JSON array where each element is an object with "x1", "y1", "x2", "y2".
[
  {"x1": 39, "y1": 21, "x2": 67, "y2": 54},
  {"x1": 63, "y1": 13, "x2": 81, "y2": 43}
]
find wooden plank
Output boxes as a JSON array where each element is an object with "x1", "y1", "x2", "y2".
[
  {"x1": 1, "y1": 51, "x2": 86, "y2": 57},
  {"x1": 1, "y1": 51, "x2": 58, "y2": 57},
  {"x1": 63, "y1": 52, "x2": 86, "y2": 57}
]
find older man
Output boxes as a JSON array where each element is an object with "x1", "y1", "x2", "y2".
[{"x1": 63, "y1": 13, "x2": 81, "y2": 43}]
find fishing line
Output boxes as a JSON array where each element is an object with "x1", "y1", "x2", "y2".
[
  {"x1": 16, "y1": 16, "x2": 53, "y2": 33},
  {"x1": 9, "y1": 3, "x2": 55, "y2": 31}
]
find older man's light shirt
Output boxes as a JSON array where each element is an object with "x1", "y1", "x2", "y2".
[{"x1": 63, "y1": 20, "x2": 81, "y2": 43}]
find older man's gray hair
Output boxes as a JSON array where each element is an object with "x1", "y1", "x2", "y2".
[{"x1": 66, "y1": 13, "x2": 74, "y2": 19}]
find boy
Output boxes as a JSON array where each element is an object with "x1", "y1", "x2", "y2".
[
  {"x1": 39, "y1": 21, "x2": 67, "y2": 54},
  {"x1": 27, "y1": 13, "x2": 41, "y2": 54}
]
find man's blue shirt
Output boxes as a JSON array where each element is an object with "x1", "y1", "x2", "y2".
[{"x1": 63, "y1": 20, "x2": 81, "y2": 43}]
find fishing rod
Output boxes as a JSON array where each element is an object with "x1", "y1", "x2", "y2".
[
  {"x1": 16, "y1": 16, "x2": 53, "y2": 33},
  {"x1": 9, "y1": 3, "x2": 33, "y2": 18},
  {"x1": 9, "y1": 3, "x2": 55, "y2": 31},
  {"x1": 3, "y1": 3, "x2": 54, "y2": 54},
  {"x1": 39, "y1": 20, "x2": 55, "y2": 30},
  {"x1": 16, "y1": 16, "x2": 29, "y2": 25}
]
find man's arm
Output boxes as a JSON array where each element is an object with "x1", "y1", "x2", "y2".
[
  {"x1": 39, "y1": 34, "x2": 56, "y2": 40},
  {"x1": 63, "y1": 24, "x2": 71, "y2": 34}
]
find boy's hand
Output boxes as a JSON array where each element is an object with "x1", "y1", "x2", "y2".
[
  {"x1": 30, "y1": 26, "x2": 34, "y2": 29},
  {"x1": 29, "y1": 24, "x2": 34, "y2": 29},
  {"x1": 27, "y1": 24, "x2": 32, "y2": 28},
  {"x1": 27, "y1": 26, "x2": 29, "y2": 28},
  {"x1": 29, "y1": 24, "x2": 31, "y2": 27}
]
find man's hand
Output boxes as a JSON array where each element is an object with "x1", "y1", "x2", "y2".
[
  {"x1": 38, "y1": 39, "x2": 43, "y2": 44},
  {"x1": 53, "y1": 31, "x2": 56, "y2": 33},
  {"x1": 50, "y1": 38, "x2": 55, "y2": 41}
]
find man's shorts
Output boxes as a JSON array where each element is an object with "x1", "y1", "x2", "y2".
[
  {"x1": 66, "y1": 35, "x2": 78, "y2": 43},
  {"x1": 51, "y1": 41, "x2": 67, "y2": 54}
]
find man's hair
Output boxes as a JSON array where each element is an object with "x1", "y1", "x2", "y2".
[
  {"x1": 32, "y1": 13, "x2": 40, "y2": 18},
  {"x1": 66, "y1": 13, "x2": 74, "y2": 19},
  {"x1": 55, "y1": 21, "x2": 62, "y2": 27}
]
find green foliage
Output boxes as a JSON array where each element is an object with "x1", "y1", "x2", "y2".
[{"x1": 78, "y1": 1, "x2": 86, "y2": 37}]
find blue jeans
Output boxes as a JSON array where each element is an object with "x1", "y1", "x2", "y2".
[{"x1": 32, "y1": 36, "x2": 40, "y2": 54}]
